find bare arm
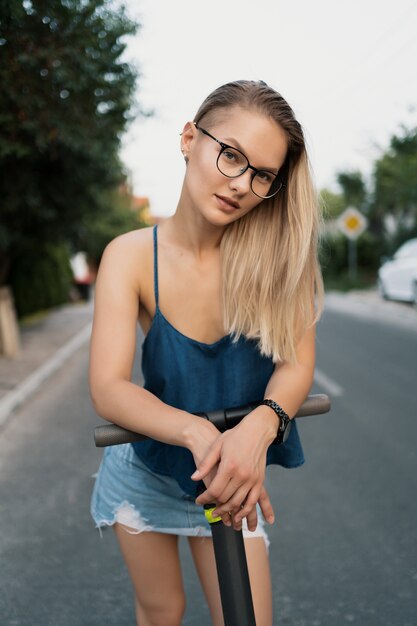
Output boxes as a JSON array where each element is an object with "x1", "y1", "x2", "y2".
[
  {"x1": 89, "y1": 233, "x2": 219, "y2": 449},
  {"x1": 261, "y1": 322, "x2": 316, "y2": 419}
]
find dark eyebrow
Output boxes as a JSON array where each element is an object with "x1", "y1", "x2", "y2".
[
  {"x1": 223, "y1": 136, "x2": 245, "y2": 153},
  {"x1": 223, "y1": 136, "x2": 279, "y2": 175}
]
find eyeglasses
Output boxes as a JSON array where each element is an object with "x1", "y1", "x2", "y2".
[{"x1": 194, "y1": 123, "x2": 284, "y2": 199}]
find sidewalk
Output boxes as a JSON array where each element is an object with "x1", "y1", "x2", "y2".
[
  {"x1": 325, "y1": 288, "x2": 417, "y2": 332},
  {"x1": 0, "y1": 299, "x2": 93, "y2": 428}
]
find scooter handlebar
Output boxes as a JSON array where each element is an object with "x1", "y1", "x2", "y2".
[{"x1": 94, "y1": 393, "x2": 330, "y2": 448}]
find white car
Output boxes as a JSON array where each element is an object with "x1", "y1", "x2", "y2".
[{"x1": 377, "y1": 238, "x2": 417, "y2": 304}]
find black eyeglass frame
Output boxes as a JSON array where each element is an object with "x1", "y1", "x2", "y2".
[{"x1": 194, "y1": 123, "x2": 285, "y2": 199}]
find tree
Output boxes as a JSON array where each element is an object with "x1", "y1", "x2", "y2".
[
  {"x1": 320, "y1": 188, "x2": 345, "y2": 220},
  {"x1": 336, "y1": 170, "x2": 368, "y2": 212},
  {"x1": 371, "y1": 125, "x2": 417, "y2": 246},
  {"x1": 320, "y1": 171, "x2": 379, "y2": 287},
  {"x1": 0, "y1": 0, "x2": 140, "y2": 286},
  {"x1": 320, "y1": 171, "x2": 368, "y2": 223},
  {"x1": 78, "y1": 184, "x2": 150, "y2": 268},
  {"x1": 319, "y1": 124, "x2": 417, "y2": 288}
]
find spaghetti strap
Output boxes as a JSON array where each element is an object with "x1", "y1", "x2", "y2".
[{"x1": 153, "y1": 224, "x2": 159, "y2": 308}]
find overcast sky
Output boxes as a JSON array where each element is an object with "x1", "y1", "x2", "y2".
[{"x1": 120, "y1": 0, "x2": 417, "y2": 217}]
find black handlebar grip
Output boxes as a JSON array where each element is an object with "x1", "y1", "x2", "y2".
[{"x1": 94, "y1": 393, "x2": 331, "y2": 448}]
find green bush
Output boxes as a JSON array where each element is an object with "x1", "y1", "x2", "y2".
[
  {"x1": 9, "y1": 242, "x2": 73, "y2": 317},
  {"x1": 319, "y1": 233, "x2": 347, "y2": 278},
  {"x1": 356, "y1": 231, "x2": 386, "y2": 272},
  {"x1": 319, "y1": 231, "x2": 386, "y2": 290}
]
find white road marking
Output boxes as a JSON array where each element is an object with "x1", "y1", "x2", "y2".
[
  {"x1": 0, "y1": 322, "x2": 92, "y2": 427},
  {"x1": 314, "y1": 368, "x2": 344, "y2": 397}
]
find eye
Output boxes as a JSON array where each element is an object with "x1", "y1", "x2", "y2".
[
  {"x1": 256, "y1": 170, "x2": 275, "y2": 184},
  {"x1": 222, "y1": 149, "x2": 238, "y2": 162}
]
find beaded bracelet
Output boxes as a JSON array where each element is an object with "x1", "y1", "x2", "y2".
[{"x1": 261, "y1": 399, "x2": 291, "y2": 445}]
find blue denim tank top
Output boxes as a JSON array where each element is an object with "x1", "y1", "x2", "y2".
[{"x1": 132, "y1": 225, "x2": 304, "y2": 497}]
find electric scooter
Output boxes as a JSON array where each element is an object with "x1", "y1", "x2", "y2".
[{"x1": 94, "y1": 393, "x2": 330, "y2": 626}]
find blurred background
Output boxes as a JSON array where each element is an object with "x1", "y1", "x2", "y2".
[
  {"x1": 0, "y1": 1, "x2": 416, "y2": 625},
  {"x1": 1, "y1": 0, "x2": 417, "y2": 319}
]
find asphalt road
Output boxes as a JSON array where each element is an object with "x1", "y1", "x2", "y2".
[{"x1": 0, "y1": 304, "x2": 416, "y2": 625}]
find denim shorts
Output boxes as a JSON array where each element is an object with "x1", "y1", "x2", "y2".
[{"x1": 90, "y1": 443, "x2": 269, "y2": 547}]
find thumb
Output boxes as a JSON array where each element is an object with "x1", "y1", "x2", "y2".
[{"x1": 191, "y1": 441, "x2": 222, "y2": 480}]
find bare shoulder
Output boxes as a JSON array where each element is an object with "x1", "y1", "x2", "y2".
[
  {"x1": 104, "y1": 226, "x2": 153, "y2": 258},
  {"x1": 98, "y1": 227, "x2": 154, "y2": 293}
]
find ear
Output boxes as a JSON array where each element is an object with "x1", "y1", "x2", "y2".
[{"x1": 180, "y1": 121, "x2": 197, "y2": 158}]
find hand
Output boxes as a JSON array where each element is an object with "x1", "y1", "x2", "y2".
[
  {"x1": 186, "y1": 418, "x2": 234, "y2": 528},
  {"x1": 217, "y1": 484, "x2": 274, "y2": 532},
  {"x1": 191, "y1": 410, "x2": 276, "y2": 531}
]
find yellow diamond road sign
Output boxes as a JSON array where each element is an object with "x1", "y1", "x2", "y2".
[{"x1": 337, "y1": 207, "x2": 368, "y2": 240}]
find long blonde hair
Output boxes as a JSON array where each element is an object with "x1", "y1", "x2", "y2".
[{"x1": 193, "y1": 80, "x2": 324, "y2": 364}]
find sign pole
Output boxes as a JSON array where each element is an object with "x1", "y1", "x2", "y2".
[{"x1": 348, "y1": 238, "x2": 357, "y2": 281}]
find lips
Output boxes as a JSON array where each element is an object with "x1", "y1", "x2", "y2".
[{"x1": 215, "y1": 194, "x2": 240, "y2": 210}]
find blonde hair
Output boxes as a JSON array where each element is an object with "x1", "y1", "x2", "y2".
[{"x1": 193, "y1": 80, "x2": 324, "y2": 364}]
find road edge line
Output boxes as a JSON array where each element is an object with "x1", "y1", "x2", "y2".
[
  {"x1": 0, "y1": 322, "x2": 92, "y2": 429},
  {"x1": 314, "y1": 368, "x2": 344, "y2": 397}
]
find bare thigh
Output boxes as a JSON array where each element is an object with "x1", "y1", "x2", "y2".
[
  {"x1": 114, "y1": 523, "x2": 185, "y2": 626},
  {"x1": 188, "y1": 534, "x2": 272, "y2": 626}
]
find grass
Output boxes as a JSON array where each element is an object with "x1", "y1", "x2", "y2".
[
  {"x1": 19, "y1": 309, "x2": 52, "y2": 328},
  {"x1": 323, "y1": 271, "x2": 377, "y2": 292}
]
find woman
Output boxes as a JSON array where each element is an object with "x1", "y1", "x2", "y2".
[{"x1": 90, "y1": 79, "x2": 323, "y2": 626}]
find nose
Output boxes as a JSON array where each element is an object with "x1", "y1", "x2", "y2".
[{"x1": 228, "y1": 170, "x2": 252, "y2": 195}]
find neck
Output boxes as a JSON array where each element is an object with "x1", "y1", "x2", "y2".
[{"x1": 163, "y1": 188, "x2": 226, "y2": 257}]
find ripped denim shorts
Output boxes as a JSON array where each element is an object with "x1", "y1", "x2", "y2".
[{"x1": 90, "y1": 443, "x2": 269, "y2": 548}]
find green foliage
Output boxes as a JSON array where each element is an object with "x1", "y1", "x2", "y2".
[
  {"x1": 76, "y1": 187, "x2": 150, "y2": 267},
  {"x1": 319, "y1": 230, "x2": 386, "y2": 290},
  {"x1": 372, "y1": 125, "x2": 417, "y2": 237},
  {"x1": 320, "y1": 188, "x2": 345, "y2": 220},
  {"x1": 319, "y1": 233, "x2": 347, "y2": 278},
  {"x1": 321, "y1": 271, "x2": 376, "y2": 292},
  {"x1": 9, "y1": 241, "x2": 73, "y2": 317},
  {"x1": 355, "y1": 231, "x2": 386, "y2": 272},
  {"x1": 336, "y1": 170, "x2": 367, "y2": 210},
  {"x1": 320, "y1": 125, "x2": 417, "y2": 288},
  {"x1": 0, "y1": 0, "x2": 141, "y2": 290}
]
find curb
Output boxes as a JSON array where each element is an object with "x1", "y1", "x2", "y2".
[{"x1": 0, "y1": 321, "x2": 92, "y2": 429}]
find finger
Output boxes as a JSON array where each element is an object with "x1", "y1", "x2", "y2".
[
  {"x1": 258, "y1": 486, "x2": 275, "y2": 524},
  {"x1": 230, "y1": 505, "x2": 258, "y2": 532},
  {"x1": 244, "y1": 506, "x2": 258, "y2": 532},
  {"x1": 233, "y1": 486, "x2": 261, "y2": 524},
  {"x1": 212, "y1": 483, "x2": 250, "y2": 517},
  {"x1": 205, "y1": 477, "x2": 247, "y2": 509},
  {"x1": 198, "y1": 460, "x2": 257, "y2": 506},
  {"x1": 195, "y1": 462, "x2": 243, "y2": 504},
  {"x1": 191, "y1": 441, "x2": 222, "y2": 482},
  {"x1": 196, "y1": 475, "x2": 236, "y2": 506},
  {"x1": 220, "y1": 511, "x2": 232, "y2": 527},
  {"x1": 232, "y1": 512, "x2": 243, "y2": 531}
]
